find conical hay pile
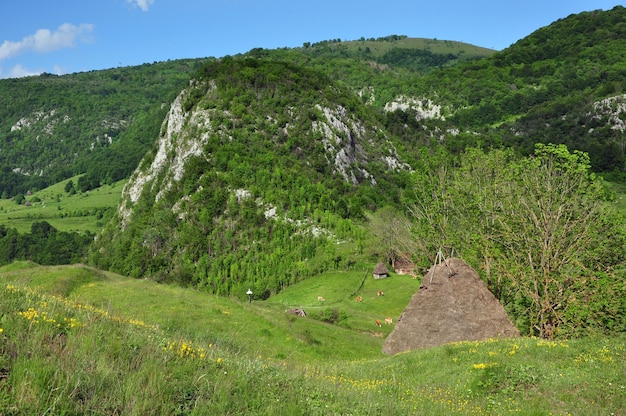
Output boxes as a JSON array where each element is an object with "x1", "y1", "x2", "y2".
[{"x1": 382, "y1": 258, "x2": 520, "y2": 355}]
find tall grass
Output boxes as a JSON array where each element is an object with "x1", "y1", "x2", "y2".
[{"x1": 1, "y1": 263, "x2": 624, "y2": 415}]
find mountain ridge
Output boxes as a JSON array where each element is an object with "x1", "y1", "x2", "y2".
[{"x1": 2, "y1": 6, "x2": 625, "y2": 199}]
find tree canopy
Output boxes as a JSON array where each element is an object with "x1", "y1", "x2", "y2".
[{"x1": 408, "y1": 144, "x2": 625, "y2": 337}]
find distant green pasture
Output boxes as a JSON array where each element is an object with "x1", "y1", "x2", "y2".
[
  {"x1": 0, "y1": 176, "x2": 125, "y2": 233},
  {"x1": 268, "y1": 268, "x2": 422, "y2": 338}
]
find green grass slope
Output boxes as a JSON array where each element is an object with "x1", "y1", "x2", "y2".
[
  {"x1": 0, "y1": 177, "x2": 124, "y2": 234},
  {"x1": 1, "y1": 262, "x2": 624, "y2": 415},
  {"x1": 1, "y1": 262, "x2": 420, "y2": 361}
]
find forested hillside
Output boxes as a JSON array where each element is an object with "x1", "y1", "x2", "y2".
[
  {"x1": 0, "y1": 36, "x2": 490, "y2": 200},
  {"x1": 0, "y1": 7, "x2": 625, "y2": 339},
  {"x1": 241, "y1": 7, "x2": 626, "y2": 173},
  {"x1": 0, "y1": 59, "x2": 209, "y2": 197},
  {"x1": 89, "y1": 57, "x2": 412, "y2": 295},
  {"x1": 2, "y1": 7, "x2": 624, "y2": 200},
  {"x1": 387, "y1": 6, "x2": 626, "y2": 172}
]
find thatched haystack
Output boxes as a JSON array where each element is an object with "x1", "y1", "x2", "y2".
[{"x1": 382, "y1": 258, "x2": 519, "y2": 355}]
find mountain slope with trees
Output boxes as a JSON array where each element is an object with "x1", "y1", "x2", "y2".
[
  {"x1": 0, "y1": 37, "x2": 490, "y2": 200},
  {"x1": 0, "y1": 59, "x2": 209, "y2": 197},
  {"x1": 386, "y1": 6, "x2": 626, "y2": 172},
  {"x1": 1, "y1": 7, "x2": 625, "y2": 339},
  {"x1": 1, "y1": 7, "x2": 624, "y2": 200},
  {"x1": 90, "y1": 57, "x2": 413, "y2": 295}
]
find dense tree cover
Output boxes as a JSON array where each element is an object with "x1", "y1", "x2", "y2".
[
  {"x1": 243, "y1": 39, "x2": 491, "y2": 114},
  {"x1": 0, "y1": 59, "x2": 210, "y2": 197},
  {"x1": 395, "y1": 6, "x2": 626, "y2": 172},
  {"x1": 244, "y1": 7, "x2": 626, "y2": 174},
  {"x1": 0, "y1": 37, "x2": 484, "y2": 199},
  {"x1": 89, "y1": 58, "x2": 400, "y2": 296},
  {"x1": 0, "y1": 221, "x2": 94, "y2": 266},
  {"x1": 406, "y1": 144, "x2": 626, "y2": 338},
  {"x1": 2, "y1": 6, "x2": 625, "y2": 203},
  {"x1": 379, "y1": 48, "x2": 459, "y2": 71}
]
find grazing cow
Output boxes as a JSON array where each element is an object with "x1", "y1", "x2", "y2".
[
  {"x1": 355, "y1": 295, "x2": 362, "y2": 302},
  {"x1": 377, "y1": 291, "x2": 384, "y2": 297},
  {"x1": 384, "y1": 317, "x2": 393, "y2": 325},
  {"x1": 317, "y1": 296, "x2": 325, "y2": 302},
  {"x1": 375, "y1": 319, "x2": 382, "y2": 327}
]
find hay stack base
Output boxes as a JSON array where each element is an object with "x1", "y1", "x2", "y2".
[{"x1": 382, "y1": 258, "x2": 520, "y2": 355}]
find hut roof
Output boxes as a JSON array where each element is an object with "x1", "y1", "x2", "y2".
[
  {"x1": 382, "y1": 258, "x2": 519, "y2": 355},
  {"x1": 373, "y1": 262, "x2": 389, "y2": 275},
  {"x1": 394, "y1": 256, "x2": 416, "y2": 270}
]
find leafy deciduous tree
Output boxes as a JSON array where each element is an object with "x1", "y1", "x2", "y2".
[{"x1": 408, "y1": 144, "x2": 625, "y2": 338}]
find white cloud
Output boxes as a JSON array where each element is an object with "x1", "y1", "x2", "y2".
[
  {"x1": 0, "y1": 63, "x2": 68, "y2": 79},
  {"x1": 0, "y1": 23, "x2": 94, "y2": 61},
  {"x1": 1, "y1": 64, "x2": 42, "y2": 79},
  {"x1": 52, "y1": 65, "x2": 67, "y2": 75},
  {"x1": 127, "y1": 0, "x2": 155, "y2": 12}
]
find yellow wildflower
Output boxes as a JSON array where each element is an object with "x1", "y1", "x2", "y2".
[{"x1": 472, "y1": 362, "x2": 498, "y2": 369}]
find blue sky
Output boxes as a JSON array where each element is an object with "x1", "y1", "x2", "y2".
[{"x1": 0, "y1": 0, "x2": 621, "y2": 78}]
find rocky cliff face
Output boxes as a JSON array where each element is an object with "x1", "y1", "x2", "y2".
[
  {"x1": 117, "y1": 72, "x2": 410, "y2": 230},
  {"x1": 93, "y1": 58, "x2": 416, "y2": 290},
  {"x1": 590, "y1": 94, "x2": 626, "y2": 133},
  {"x1": 119, "y1": 83, "x2": 207, "y2": 227}
]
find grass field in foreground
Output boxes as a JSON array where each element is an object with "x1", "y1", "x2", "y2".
[{"x1": 1, "y1": 261, "x2": 624, "y2": 415}]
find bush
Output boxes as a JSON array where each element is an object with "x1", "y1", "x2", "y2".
[{"x1": 316, "y1": 308, "x2": 348, "y2": 325}]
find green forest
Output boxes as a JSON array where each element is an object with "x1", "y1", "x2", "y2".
[
  {"x1": 0, "y1": 221, "x2": 93, "y2": 266},
  {"x1": 0, "y1": 6, "x2": 625, "y2": 341},
  {"x1": 0, "y1": 59, "x2": 209, "y2": 196}
]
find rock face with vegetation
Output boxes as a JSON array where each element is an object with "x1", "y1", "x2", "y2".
[
  {"x1": 382, "y1": 258, "x2": 520, "y2": 354},
  {"x1": 0, "y1": 60, "x2": 206, "y2": 197},
  {"x1": 91, "y1": 58, "x2": 412, "y2": 295}
]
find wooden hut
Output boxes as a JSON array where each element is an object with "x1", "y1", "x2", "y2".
[
  {"x1": 394, "y1": 255, "x2": 418, "y2": 277},
  {"x1": 373, "y1": 262, "x2": 390, "y2": 279}
]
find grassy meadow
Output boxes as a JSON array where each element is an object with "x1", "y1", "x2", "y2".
[
  {"x1": 0, "y1": 179, "x2": 624, "y2": 414},
  {"x1": 0, "y1": 177, "x2": 125, "y2": 234},
  {"x1": 1, "y1": 261, "x2": 624, "y2": 415}
]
